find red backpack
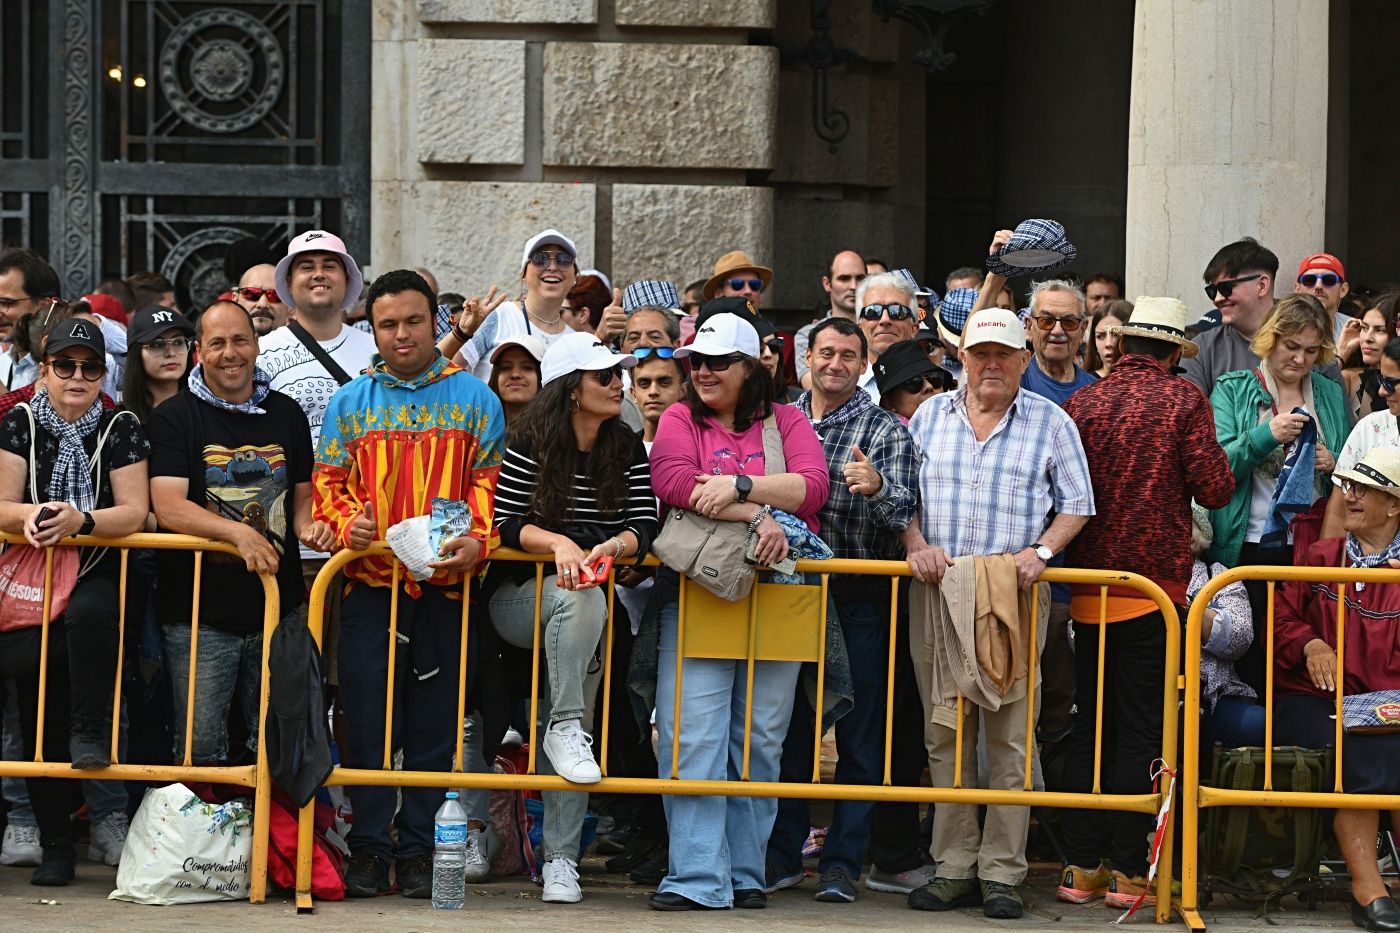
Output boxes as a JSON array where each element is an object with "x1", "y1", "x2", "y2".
[{"x1": 265, "y1": 787, "x2": 346, "y2": 901}]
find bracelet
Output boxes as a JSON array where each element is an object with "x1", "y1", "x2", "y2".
[
  {"x1": 453, "y1": 322, "x2": 472, "y2": 342},
  {"x1": 610, "y1": 536, "x2": 626, "y2": 559},
  {"x1": 747, "y1": 505, "x2": 771, "y2": 533}
]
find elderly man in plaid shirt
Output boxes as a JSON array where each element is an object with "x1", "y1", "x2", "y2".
[
  {"x1": 764, "y1": 315, "x2": 921, "y2": 904},
  {"x1": 901, "y1": 308, "x2": 1094, "y2": 919}
]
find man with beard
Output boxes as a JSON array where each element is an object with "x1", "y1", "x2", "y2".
[{"x1": 234, "y1": 263, "x2": 291, "y2": 337}]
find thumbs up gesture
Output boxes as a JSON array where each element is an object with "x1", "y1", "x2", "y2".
[
  {"x1": 594, "y1": 286, "x2": 627, "y2": 344},
  {"x1": 843, "y1": 444, "x2": 882, "y2": 497},
  {"x1": 348, "y1": 502, "x2": 378, "y2": 550}
]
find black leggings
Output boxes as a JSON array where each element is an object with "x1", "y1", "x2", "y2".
[{"x1": 0, "y1": 625, "x2": 74, "y2": 855}]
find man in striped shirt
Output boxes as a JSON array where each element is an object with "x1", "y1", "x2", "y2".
[{"x1": 901, "y1": 308, "x2": 1094, "y2": 919}]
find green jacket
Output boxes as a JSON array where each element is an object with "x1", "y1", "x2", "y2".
[{"x1": 1207, "y1": 369, "x2": 1350, "y2": 567}]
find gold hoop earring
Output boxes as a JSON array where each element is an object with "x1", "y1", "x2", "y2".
[{"x1": 570, "y1": 397, "x2": 580, "y2": 413}]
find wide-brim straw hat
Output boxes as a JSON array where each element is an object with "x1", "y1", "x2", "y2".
[
  {"x1": 1109, "y1": 295, "x2": 1199, "y2": 358},
  {"x1": 1332, "y1": 447, "x2": 1400, "y2": 498},
  {"x1": 702, "y1": 250, "x2": 773, "y2": 300}
]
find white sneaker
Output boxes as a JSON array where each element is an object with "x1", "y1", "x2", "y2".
[
  {"x1": 88, "y1": 812, "x2": 129, "y2": 866},
  {"x1": 463, "y1": 826, "x2": 490, "y2": 883},
  {"x1": 502, "y1": 727, "x2": 524, "y2": 747},
  {"x1": 542, "y1": 721, "x2": 601, "y2": 784},
  {"x1": 541, "y1": 857, "x2": 582, "y2": 904},
  {"x1": 865, "y1": 863, "x2": 938, "y2": 894},
  {"x1": 1, "y1": 822, "x2": 42, "y2": 867}
]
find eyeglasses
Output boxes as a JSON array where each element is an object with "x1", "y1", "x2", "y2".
[
  {"x1": 1031, "y1": 314, "x2": 1085, "y2": 332},
  {"x1": 47, "y1": 357, "x2": 106, "y2": 382},
  {"x1": 1338, "y1": 479, "x2": 1372, "y2": 501},
  {"x1": 1379, "y1": 374, "x2": 1399, "y2": 395},
  {"x1": 234, "y1": 286, "x2": 280, "y2": 303},
  {"x1": 1204, "y1": 273, "x2": 1263, "y2": 301},
  {"x1": 764, "y1": 338, "x2": 784, "y2": 353},
  {"x1": 528, "y1": 250, "x2": 575, "y2": 270},
  {"x1": 1298, "y1": 272, "x2": 1340, "y2": 288},
  {"x1": 901, "y1": 373, "x2": 942, "y2": 394},
  {"x1": 143, "y1": 336, "x2": 190, "y2": 355},
  {"x1": 688, "y1": 353, "x2": 744, "y2": 372},
  {"x1": 589, "y1": 365, "x2": 623, "y2": 385},
  {"x1": 726, "y1": 278, "x2": 764, "y2": 292},
  {"x1": 631, "y1": 347, "x2": 675, "y2": 359},
  {"x1": 858, "y1": 303, "x2": 916, "y2": 322},
  {"x1": 0, "y1": 295, "x2": 36, "y2": 312}
]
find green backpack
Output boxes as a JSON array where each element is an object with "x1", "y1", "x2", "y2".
[{"x1": 1200, "y1": 745, "x2": 1332, "y2": 910}]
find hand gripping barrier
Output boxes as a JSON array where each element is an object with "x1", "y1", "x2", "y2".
[
  {"x1": 298, "y1": 545, "x2": 1182, "y2": 921},
  {"x1": 0, "y1": 531, "x2": 277, "y2": 902},
  {"x1": 1180, "y1": 565, "x2": 1400, "y2": 932}
]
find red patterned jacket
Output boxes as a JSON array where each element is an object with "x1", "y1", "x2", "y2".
[{"x1": 1062, "y1": 354, "x2": 1234, "y2": 606}]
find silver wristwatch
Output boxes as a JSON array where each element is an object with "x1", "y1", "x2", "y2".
[{"x1": 1031, "y1": 542, "x2": 1054, "y2": 562}]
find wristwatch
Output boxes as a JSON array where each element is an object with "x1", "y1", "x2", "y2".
[
  {"x1": 734, "y1": 474, "x2": 753, "y2": 503},
  {"x1": 1031, "y1": 542, "x2": 1054, "y2": 562},
  {"x1": 77, "y1": 511, "x2": 95, "y2": 537}
]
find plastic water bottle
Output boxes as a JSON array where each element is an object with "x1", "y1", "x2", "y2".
[{"x1": 432, "y1": 791, "x2": 467, "y2": 909}]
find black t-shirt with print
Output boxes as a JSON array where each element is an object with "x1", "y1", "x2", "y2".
[
  {"x1": 0, "y1": 405, "x2": 149, "y2": 572},
  {"x1": 147, "y1": 389, "x2": 312, "y2": 634}
]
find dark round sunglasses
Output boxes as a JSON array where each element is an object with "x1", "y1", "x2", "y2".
[{"x1": 858, "y1": 303, "x2": 916, "y2": 322}]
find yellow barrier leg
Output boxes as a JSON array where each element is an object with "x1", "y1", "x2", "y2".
[
  {"x1": 527, "y1": 565, "x2": 543, "y2": 775},
  {"x1": 110, "y1": 549, "x2": 128, "y2": 765},
  {"x1": 882, "y1": 576, "x2": 898, "y2": 786},
  {"x1": 600, "y1": 571, "x2": 616, "y2": 776},
  {"x1": 250, "y1": 570, "x2": 278, "y2": 904},
  {"x1": 454, "y1": 578, "x2": 471, "y2": 774},
  {"x1": 740, "y1": 581, "x2": 759, "y2": 782},
  {"x1": 34, "y1": 548, "x2": 54, "y2": 762},
  {"x1": 294, "y1": 556, "x2": 342, "y2": 913},
  {"x1": 382, "y1": 564, "x2": 400, "y2": 770},
  {"x1": 183, "y1": 553, "x2": 204, "y2": 767},
  {"x1": 1023, "y1": 582, "x2": 1038, "y2": 791},
  {"x1": 671, "y1": 575, "x2": 686, "y2": 780}
]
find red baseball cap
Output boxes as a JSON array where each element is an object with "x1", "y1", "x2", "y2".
[
  {"x1": 82, "y1": 292, "x2": 129, "y2": 325},
  {"x1": 1297, "y1": 252, "x2": 1345, "y2": 281}
]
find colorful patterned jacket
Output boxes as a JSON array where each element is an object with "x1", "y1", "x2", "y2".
[{"x1": 313, "y1": 352, "x2": 505, "y2": 595}]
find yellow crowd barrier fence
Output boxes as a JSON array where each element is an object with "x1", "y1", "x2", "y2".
[
  {"x1": 0, "y1": 532, "x2": 277, "y2": 902},
  {"x1": 1181, "y1": 565, "x2": 1400, "y2": 932},
  {"x1": 297, "y1": 545, "x2": 1182, "y2": 921}
]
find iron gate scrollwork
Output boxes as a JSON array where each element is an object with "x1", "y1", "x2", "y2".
[{"x1": 0, "y1": 0, "x2": 368, "y2": 311}]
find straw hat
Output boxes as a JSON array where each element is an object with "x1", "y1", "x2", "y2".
[
  {"x1": 1109, "y1": 296, "x2": 1199, "y2": 358},
  {"x1": 701, "y1": 250, "x2": 773, "y2": 300},
  {"x1": 1332, "y1": 447, "x2": 1400, "y2": 499}
]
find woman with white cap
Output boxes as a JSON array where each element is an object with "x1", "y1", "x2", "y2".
[
  {"x1": 488, "y1": 331, "x2": 659, "y2": 905},
  {"x1": 646, "y1": 312, "x2": 830, "y2": 911},
  {"x1": 1272, "y1": 446, "x2": 1400, "y2": 932},
  {"x1": 486, "y1": 334, "x2": 545, "y2": 423}
]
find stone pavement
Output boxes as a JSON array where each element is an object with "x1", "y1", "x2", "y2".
[{"x1": 0, "y1": 858, "x2": 1365, "y2": 933}]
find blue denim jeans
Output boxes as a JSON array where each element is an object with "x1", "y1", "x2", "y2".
[
  {"x1": 1205, "y1": 695, "x2": 1266, "y2": 749},
  {"x1": 162, "y1": 623, "x2": 264, "y2": 765},
  {"x1": 655, "y1": 596, "x2": 801, "y2": 908},
  {"x1": 339, "y1": 582, "x2": 471, "y2": 862},
  {"x1": 490, "y1": 575, "x2": 605, "y2": 862},
  {"x1": 768, "y1": 590, "x2": 889, "y2": 877}
]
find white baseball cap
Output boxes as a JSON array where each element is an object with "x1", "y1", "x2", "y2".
[
  {"x1": 961, "y1": 308, "x2": 1027, "y2": 351},
  {"x1": 274, "y1": 230, "x2": 364, "y2": 312},
  {"x1": 540, "y1": 331, "x2": 637, "y2": 386},
  {"x1": 521, "y1": 229, "x2": 578, "y2": 272},
  {"x1": 674, "y1": 312, "x2": 761, "y2": 359},
  {"x1": 489, "y1": 333, "x2": 547, "y2": 366}
]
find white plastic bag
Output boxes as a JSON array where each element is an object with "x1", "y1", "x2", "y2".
[{"x1": 109, "y1": 783, "x2": 254, "y2": 905}]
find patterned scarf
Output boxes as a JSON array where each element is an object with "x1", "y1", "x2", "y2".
[
  {"x1": 29, "y1": 390, "x2": 102, "y2": 512},
  {"x1": 188, "y1": 363, "x2": 273, "y2": 415},
  {"x1": 1345, "y1": 523, "x2": 1400, "y2": 570}
]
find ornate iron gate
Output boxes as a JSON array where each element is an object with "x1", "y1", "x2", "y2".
[{"x1": 0, "y1": 0, "x2": 369, "y2": 309}]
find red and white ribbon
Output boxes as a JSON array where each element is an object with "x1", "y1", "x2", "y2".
[{"x1": 1114, "y1": 759, "x2": 1177, "y2": 924}]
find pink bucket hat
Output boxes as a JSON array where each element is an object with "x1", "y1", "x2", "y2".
[{"x1": 274, "y1": 230, "x2": 364, "y2": 312}]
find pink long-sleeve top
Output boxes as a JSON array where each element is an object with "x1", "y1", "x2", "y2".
[{"x1": 649, "y1": 403, "x2": 831, "y2": 533}]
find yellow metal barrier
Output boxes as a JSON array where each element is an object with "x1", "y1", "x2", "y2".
[
  {"x1": 0, "y1": 531, "x2": 277, "y2": 903},
  {"x1": 1180, "y1": 564, "x2": 1400, "y2": 932},
  {"x1": 298, "y1": 545, "x2": 1182, "y2": 921}
]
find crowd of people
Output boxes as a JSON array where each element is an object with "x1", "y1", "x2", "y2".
[{"x1": 0, "y1": 224, "x2": 1397, "y2": 930}]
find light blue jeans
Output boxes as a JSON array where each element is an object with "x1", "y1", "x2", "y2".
[
  {"x1": 654, "y1": 597, "x2": 800, "y2": 908},
  {"x1": 491, "y1": 575, "x2": 605, "y2": 863}
]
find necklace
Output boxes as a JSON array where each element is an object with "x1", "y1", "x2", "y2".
[{"x1": 522, "y1": 300, "x2": 562, "y2": 327}]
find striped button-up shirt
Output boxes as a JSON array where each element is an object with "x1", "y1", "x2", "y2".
[{"x1": 908, "y1": 385, "x2": 1094, "y2": 558}]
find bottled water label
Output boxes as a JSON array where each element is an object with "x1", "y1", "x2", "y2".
[{"x1": 435, "y1": 821, "x2": 467, "y2": 845}]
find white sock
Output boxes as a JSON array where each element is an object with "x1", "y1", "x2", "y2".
[{"x1": 551, "y1": 717, "x2": 582, "y2": 733}]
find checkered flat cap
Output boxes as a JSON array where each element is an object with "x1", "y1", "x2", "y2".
[{"x1": 622, "y1": 279, "x2": 680, "y2": 313}]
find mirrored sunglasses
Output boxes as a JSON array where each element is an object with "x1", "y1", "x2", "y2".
[{"x1": 858, "y1": 303, "x2": 916, "y2": 322}]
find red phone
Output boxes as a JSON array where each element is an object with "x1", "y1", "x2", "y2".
[{"x1": 578, "y1": 554, "x2": 615, "y2": 586}]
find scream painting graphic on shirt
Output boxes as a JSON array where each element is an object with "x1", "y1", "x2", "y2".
[{"x1": 202, "y1": 443, "x2": 290, "y2": 554}]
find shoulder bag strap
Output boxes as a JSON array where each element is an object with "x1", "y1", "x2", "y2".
[
  {"x1": 17, "y1": 403, "x2": 38, "y2": 501},
  {"x1": 287, "y1": 320, "x2": 353, "y2": 386},
  {"x1": 760, "y1": 412, "x2": 785, "y2": 475},
  {"x1": 1252, "y1": 367, "x2": 1279, "y2": 417}
]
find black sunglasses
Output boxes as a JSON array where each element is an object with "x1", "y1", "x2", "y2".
[
  {"x1": 589, "y1": 365, "x2": 623, "y2": 385},
  {"x1": 688, "y1": 353, "x2": 744, "y2": 373},
  {"x1": 763, "y1": 338, "x2": 783, "y2": 353},
  {"x1": 901, "y1": 373, "x2": 944, "y2": 395},
  {"x1": 1298, "y1": 272, "x2": 1340, "y2": 288},
  {"x1": 631, "y1": 347, "x2": 675, "y2": 359},
  {"x1": 858, "y1": 303, "x2": 916, "y2": 322},
  {"x1": 1379, "y1": 373, "x2": 1400, "y2": 395},
  {"x1": 1204, "y1": 273, "x2": 1263, "y2": 301},
  {"x1": 48, "y1": 357, "x2": 106, "y2": 382}
]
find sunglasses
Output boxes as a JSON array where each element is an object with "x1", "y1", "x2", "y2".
[
  {"x1": 763, "y1": 338, "x2": 784, "y2": 353},
  {"x1": 1379, "y1": 374, "x2": 1400, "y2": 395},
  {"x1": 901, "y1": 373, "x2": 943, "y2": 394},
  {"x1": 1298, "y1": 272, "x2": 1340, "y2": 288},
  {"x1": 143, "y1": 336, "x2": 190, "y2": 355},
  {"x1": 858, "y1": 303, "x2": 916, "y2": 322},
  {"x1": 631, "y1": 347, "x2": 675, "y2": 359},
  {"x1": 688, "y1": 353, "x2": 744, "y2": 373},
  {"x1": 1204, "y1": 272, "x2": 1263, "y2": 301},
  {"x1": 529, "y1": 250, "x2": 575, "y2": 270},
  {"x1": 1031, "y1": 314, "x2": 1085, "y2": 332},
  {"x1": 589, "y1": 365, "x2": 623, "y2": 385},
  {"x1": 234, "y1": 286, "x2": 280, "y2": 303},
  {"x1": 48, "y1": 357, "x2": 106, "y2": 382},
  {"x1": 727, "y1": 278, "x2": 764, "y2": 292}
]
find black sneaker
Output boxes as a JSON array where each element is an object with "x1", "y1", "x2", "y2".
[
  {"x1": 628, "y1": 846, "x2": 668, "y2": 885},
  {"x1": 397, "y1": 854, "x2": 434, "y2": 899},
  {"x1": 605, "y1": 834, "x2": 662, "y2": 874},
  {"x1": 814, "y1": 866, "x2": 857, "y2": 903},
  {"x1": 70, "y1": 733, "x2": 109, "y2": 771},
  {"x1": 31, "y1": 847, "x2": 76, "y2": 887},
  {"x1": 343, "y1": 852, "x2": 391, "y2": 898}
]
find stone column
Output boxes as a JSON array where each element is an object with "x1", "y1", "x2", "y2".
[
  {"x1": 1124, "y1": 0, "x2": 1329, "y2": 306},
  {"x1": 370, "y1": 0, "x2": 778, "y2": 294}
]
